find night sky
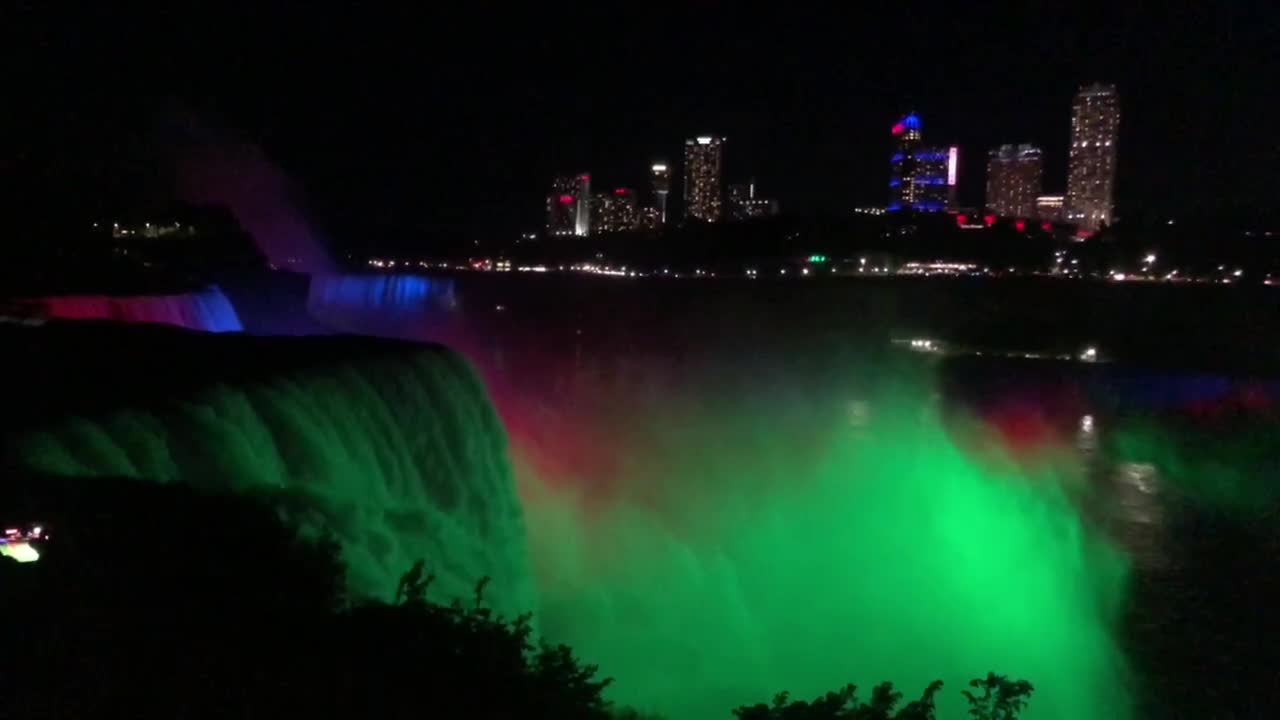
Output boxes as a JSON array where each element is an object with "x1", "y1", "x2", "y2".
[{"x1": 6, "y1": 3, "x2": 1278, "y2": 249}]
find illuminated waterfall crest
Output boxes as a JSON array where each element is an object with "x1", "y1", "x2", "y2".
[{"x1": 12, "y1": 345, "x2": 531, "y2": 616}]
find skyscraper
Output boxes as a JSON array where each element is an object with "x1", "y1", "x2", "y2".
[
  {"x1": 985, "y1": 144, "x2": 1043, "y2": 218},
  {"x1": 684, "y1": 136, "x2": 724, "y2": 222},
  {"x1": 546, "y1": 173, "x2": 591, "y2": 236},
  {"x1": 592, "y1": 188, "x2": 639, "y2": 234},
  {"x1": 650, "y1": 163, "x2": 671, "y2": 223},
  {"x1": 1065, "y1": 83, "x2": 1120, "y2": 233},
  {"x1": 887, "y1": 114, "x2": 949, "y2": 213}
]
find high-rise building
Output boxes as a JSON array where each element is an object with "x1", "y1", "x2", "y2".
[
  {"x1": 546, "y1": 173, "x2": 591, "y2": 236},
  {"x1": 684, "y1": 136, "x2": 724, "y2": 222},
  {"x1": 650, "y1": 163, "x2": 671, "y2": 223},
  {"x1": 592, "y1": 188, "x2": 639, "y2": 234},
  {"x1": 1035, "y1": 194, "x2": 1065, "y2": 223},
  {"x1": 1066, "y1": 83, "x2": 1119, "y2": 233},
  {"x1": 985, "y1": 144, "x2": 1043, "y2": 218},
  {"x1": 887, "y1": 114, "x2": 949, "y2": 213},
  {"x1": 727, "y1": 181, "x2": 779, "y2": 221}
]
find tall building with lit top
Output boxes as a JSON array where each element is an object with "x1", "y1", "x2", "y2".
[
  {"x1": 546, "y1": 173, "x2": 591, "y2": 236},
  {"x1": 1066, "y1": 84, "x2": 1119, "y2": 233},
  {"x1": 684, "y1": 136, "x2": 724, "y2": 222},
  {"x1": 650, "y1": 163, "x2": 671, "y2": 223},
  {"x1": 985, "y1": 144, "x2": 1043, "y2": 218},
  {"x1": 887, "y1": 114, "x2": 950, "y2": 213}
]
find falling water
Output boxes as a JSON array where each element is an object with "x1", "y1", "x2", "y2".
[
  {"x1": 9, "y1": 341, "x2": 532, "y2": 618},
  {"x1": 26, "y1": 286, "x2": 243, "y2": 333}
]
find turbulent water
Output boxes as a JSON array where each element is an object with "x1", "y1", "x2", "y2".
[
  {"x1": 508, "y1": 367, "x2": 1132, "y2": 720},
  {"x1": 26, "y1": 286, "x2": 244, "y2": 333},
  {"x1": 11, "y1": 342, "x2": 532, "y2": 617}
]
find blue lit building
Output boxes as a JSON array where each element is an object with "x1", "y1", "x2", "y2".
[{"x1": 887, "y1": 113, "x2": 951, "y2": 213}]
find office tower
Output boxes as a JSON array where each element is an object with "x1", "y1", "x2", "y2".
[
  {"x1": 1035, "y1": 194, "x2": 1065, "y2": 223},
  {"x1": 592, "y1": 188, "x2": 639, "y2": 234},
  {"x1": 727, "y1": 181, "x2": 779, "y2": 221},
  {"x1": 985, "y1": 144, "x2": 1043, "y2": 218},
  {"x1": 887, "y1": 113, "x2": 949, "y2": 212},
  {"x1": 684, "y1": 136, "x2": 724, "y2": 222},
  {"x1": 546, "y1": 173, "x2": 591, "y2": 236},
  {"x1": 1066, "y1": 83, "x2": 1120, "y2": 233},
  {"x1": 650, "y1": 163, "x2": 671, "y2": 223}
]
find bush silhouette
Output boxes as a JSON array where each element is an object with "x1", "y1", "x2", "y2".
[{"x1": 733, "y1": 675, "x2": 1033, "y2": 720}]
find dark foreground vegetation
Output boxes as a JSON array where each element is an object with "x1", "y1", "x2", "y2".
[{"x1": 0, "y1": 474, "x2": 1031, "y2": 719}]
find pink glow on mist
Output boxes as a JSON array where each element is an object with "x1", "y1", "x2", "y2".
[{"x1": 178, "y1": 141, "x2": 332, "y2": 273}]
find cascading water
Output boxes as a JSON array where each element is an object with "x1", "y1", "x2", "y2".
[
  {"x1": 7, "y1": 276, "x2": 1158, "y2": 720},
  {"x1": 9, "y1": 337, "x2": 532, "y2": 617},
  {"x1": 25, "y1": 286, "x2": 244, "y2": 333},
  {"x1": 510, "y1": 366, "x2": 1132, "y2": 720},
  {"x1": 286, "y1": 273, "x2": 1138, "y2": 719},
  {"x1": 307, "y1": 273, "x2": 458, "y2": 316}
]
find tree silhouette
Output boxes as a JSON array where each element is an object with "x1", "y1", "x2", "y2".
[
  {"x1": 0, "y1": 474, "x2": 614, "y2": 719},
  {"x1": 734, "y1": 675, "x2": 1030, "y2": 720},
  {"x1": 961, "y1": 673, "x2": 1035, "y2": 720}
]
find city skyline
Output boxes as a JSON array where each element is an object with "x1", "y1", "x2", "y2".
[
  {"x1": 5, "y1": 4, "x2": 1277, "y2": 249},
  {"x1": 547, "y1": 81, "x2": 1106, "y2": 236}
]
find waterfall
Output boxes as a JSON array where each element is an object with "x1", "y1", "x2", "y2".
[
  {"x1": 27, "y1": 286, "x2": 244, "y2": 333},
  {"x1": 9, "y1": 338, "x2": 531, "y2": 616},
  {"x1": 307, "y1": 273, "x2": 458, "y2": 315}
]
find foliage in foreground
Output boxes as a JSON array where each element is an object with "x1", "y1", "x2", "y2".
[
  {"x1": 0, "y1": 473, "x2": 1032, "y2": 720},
  {"x1": 0, "y1": 474, "x2": 613, "y2": 719},
  {"x1": 732, "y1": 674, "x2": 1034, "y2": 720}
]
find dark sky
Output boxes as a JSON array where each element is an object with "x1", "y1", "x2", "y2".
[{"x1": 6, "y1": 2, "x2": 1279, "y2": 247}]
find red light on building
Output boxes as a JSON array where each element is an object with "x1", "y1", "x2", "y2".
[
  {"x1": 891, "y1": 123, "x2": 904, "y2": 135},
  {"x1": 956, "y1": 214, "x2": 967, "y2": 227},
  {"x1": 1015, "y1": 219, "x2": 1026, "y2": 232},
  {"x1": 1041, "y1": 222, "x2": 1052, "y2": 231},
  {"x1": 614, "y1": 188, "x2": 627, "y2": 195},
  {"x1": 559, "y1": 195, "x2": 574, "y2": 204},
  {"x1": 984, "y1": 215, "x2": 996, "y2": 227}
]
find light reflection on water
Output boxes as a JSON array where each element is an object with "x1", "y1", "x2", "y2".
[{"x1": 1076, "y1": 414, "x2": 1170, "y2": 568}]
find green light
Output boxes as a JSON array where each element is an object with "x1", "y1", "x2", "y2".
[
  {"x1": 523, "y1": 370, "x2": 1132, "y2": 719},
  {"x1": 16, "y1": 347, "x2": 1136, "y2": 720},
  {"x1": 809, "y1": 255, "x2": 827, "y2": 263},
  {"x1": 0, "y1": 542, "x2": 39, "y2": 563}
]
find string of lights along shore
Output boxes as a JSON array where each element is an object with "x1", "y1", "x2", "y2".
[{"x1": 546, "y1": 83, "x2": 1116, "y2": 238}]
